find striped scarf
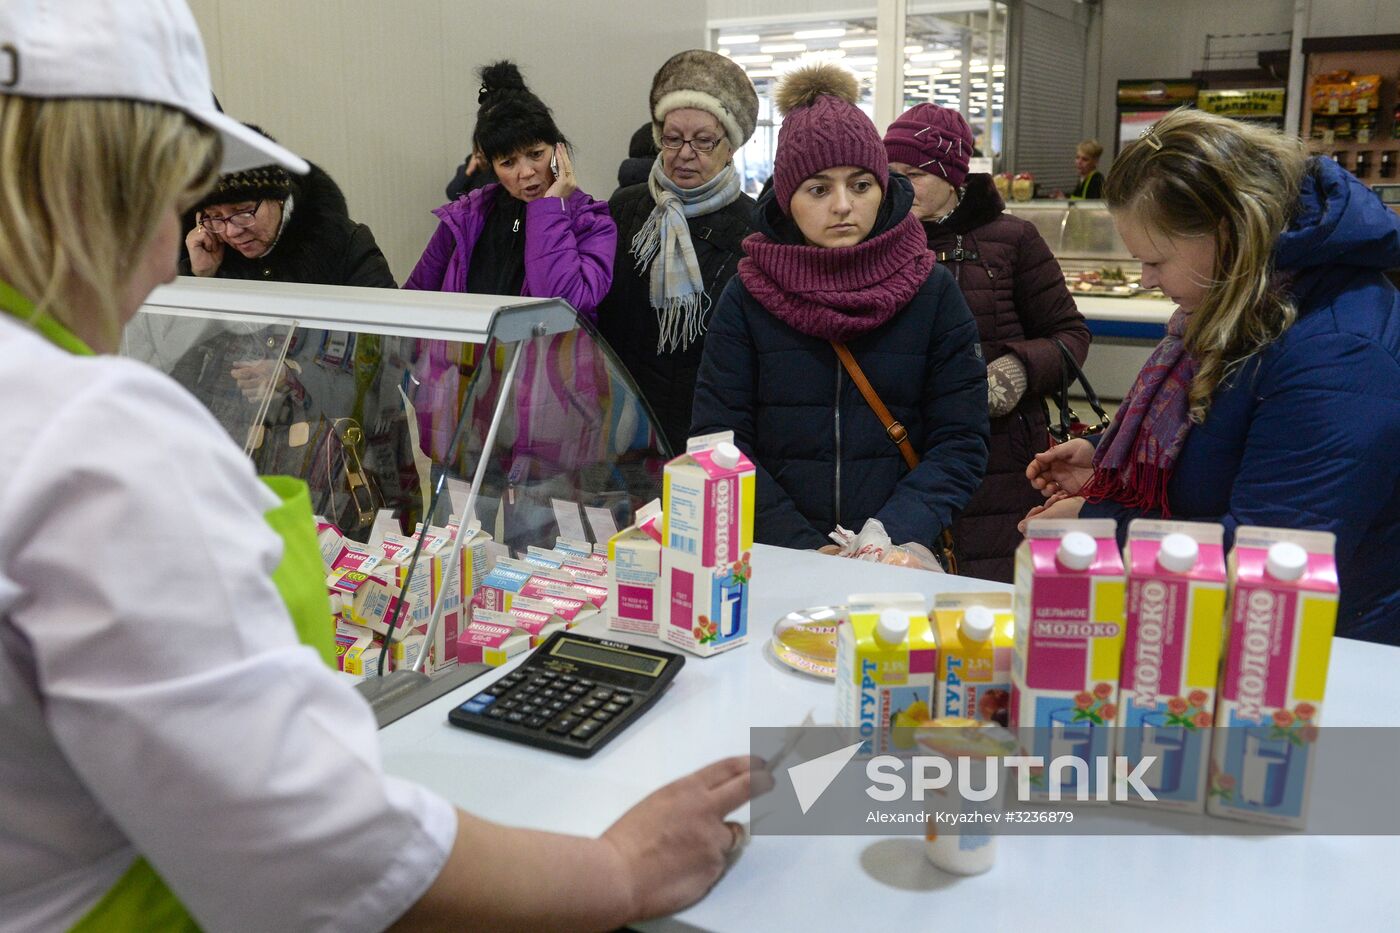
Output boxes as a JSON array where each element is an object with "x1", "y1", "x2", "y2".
[{"x1": 629, "y1": 159, "x2": 742, "y2": 353}]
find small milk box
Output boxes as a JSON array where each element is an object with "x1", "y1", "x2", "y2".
[
  {"x1": 1208, "y1": 527, "x2": 1338, "y2": 829},
  {"x1": 607, "y1": 499, "x2": 664, "y2": 637},
  {"x1": 1116, "y1": 520, "x2": 1229, "y2": 812}
]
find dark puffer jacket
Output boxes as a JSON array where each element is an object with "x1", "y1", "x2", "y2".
[
  {"x1": 598, "y1": 183, "x2": 755, "y2": 453},
  {"x1": 691, "y1": 182, "x2": 989, "y2": 552},
  {"x1": 927, "y1": 174, "x2": 1089, "y2": 581},
  {"x1": 179, "y1": 162, "x2": 396, "y2": 288}
]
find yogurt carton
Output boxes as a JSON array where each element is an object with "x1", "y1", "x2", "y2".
[
  {"x1": 608, "y1": 500, "x2": 664, "y2": 636},
  {"x1": 836, "y1": 603, "x2": 938, "y2": 756},
  {"x1": 1117, "y1": 520, "x2": 1228, "y2": 812},
  {"x1": 1207, "y1": 527, "x2": 1338, "y2": 828},
  {"x1": 932, "y1": 592, "x2": 1015, "y2": 726},
  {"x1": 660, "y1": 438, "x2": 755, "y2": 658},
  {"x1": 1011, "y1": 519, "x2": 1126, "y2": 801},
  {"x1": 457, "y1": 612, "x2": 532, "y2": 667}
]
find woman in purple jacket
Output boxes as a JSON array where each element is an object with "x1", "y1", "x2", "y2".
[
  {"x1": 404, "y1": 62, "x2": 618, "y2": 464},
  {"x1": 404, "y1": 61, "x2": 615, "y2": 317}
]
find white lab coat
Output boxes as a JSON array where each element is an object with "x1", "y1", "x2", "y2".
[{"x1": 0, "y1": 314, "x2": 456, "y2": 932}]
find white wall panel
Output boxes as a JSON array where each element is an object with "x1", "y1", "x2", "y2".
[{"x1": 187, "y1": 0, "x2": 705, "y2": 283}]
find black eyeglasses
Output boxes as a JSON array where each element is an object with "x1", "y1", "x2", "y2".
[
  {"x1": 199, "y1": 200, "x2": 263, "y2": 233},
  {"x1": 659, "y1": 135, "x2": 723, "y2": 153}
]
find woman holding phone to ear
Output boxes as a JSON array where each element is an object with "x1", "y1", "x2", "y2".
[{"x1": 405, "y1": 61, "x2": 615, "y2": 318}]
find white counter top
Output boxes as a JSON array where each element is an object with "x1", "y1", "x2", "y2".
[{"x1": 379, "y1": 544, "x2": 1400, "y2": 932}]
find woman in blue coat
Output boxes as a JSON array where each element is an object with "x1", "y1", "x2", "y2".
[
  {"x1": 691, "y1": 64, "x2": 989, "y2": 557},
  {"x1": 1026, "y1": 108, "x2": 1400, "y2": 643}
]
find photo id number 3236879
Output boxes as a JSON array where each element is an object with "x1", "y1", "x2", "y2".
[{"x1": 1004, "y1": 810, "x2": 1075, "y2": 824}]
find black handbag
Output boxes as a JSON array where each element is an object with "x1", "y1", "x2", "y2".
[{"x1": 1046, "y1": 338, "x2": 1111, "y2": 444}]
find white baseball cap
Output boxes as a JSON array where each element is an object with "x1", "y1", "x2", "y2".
[{"x1": 0, "y1": 0, "x2": 307, "y2": 175}]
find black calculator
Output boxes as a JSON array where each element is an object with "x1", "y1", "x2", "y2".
[{"x1": 447, "y1": 630, "x2": 685, "y2": 757}]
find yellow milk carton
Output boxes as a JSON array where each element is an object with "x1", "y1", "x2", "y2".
[
  {"x1": 836, "y1": 602, "x2": 937, "y2": 756},
  {"x1": 1116, "y1": 520, "x2": 1228, "y2": 812},
  {"x1": 660, "y1": 437, "x2": 755, "y2": 657},
  {"x1": 932, "y1": 592, "x2": 1014, "y2": 726},
  {"x1": 1207, "y1": 527, "x2": 1338, "y2": 828},
  {"x1": 1011, "y1": 519, "x2": 1126, "y2": 801},
  {"x1": 607, "y1": 499, "x2": 664, "y2": 637}
]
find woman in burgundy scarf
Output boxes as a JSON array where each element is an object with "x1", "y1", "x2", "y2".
[{"x1": 691, "y1": 63, "x2": 989, "y2": 557}]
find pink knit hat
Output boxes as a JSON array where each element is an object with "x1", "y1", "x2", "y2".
[
  {"x1": 882, "y1": 103, "x2": 975, "y2": 189},
  {"x1": 771, "y1": 63, "x2": 890, "y2": 214}
]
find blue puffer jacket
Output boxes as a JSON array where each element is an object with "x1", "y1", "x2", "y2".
[
  {"x1": 691, "y1": 178, "x2": 990, "y2": 552},
  {"x1": 1083, "y1": 157, "x2": 1400, "y2": 643}
]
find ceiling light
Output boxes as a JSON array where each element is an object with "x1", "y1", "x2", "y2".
[
  {"x1": 904, "y1": 45, "x2": 923, "y2": 55},
  {"x1": 761, "y1": 42, "x2": 807, "y2": 53},
  {"x1": 718, "y1": 48, "x2": 730, "y2": 56},
  {"x1": 731, "y1": 54, "x2": 773, "y2": 64},
  {"x1": 843, "y1": 55, "x2": 878, "y2": 66},
  {"x1": 718, "y1": 34, "x2": 759, "y2": 45},
  {"x1": 794, "y1": 28, "x2": 846, "y2": 40},
  {"x1": 839, "y1": 38, "x2": 878, "y2": 48},
  {"x1": 970, "y1": 59, "x2": 986, "y2": 69},
  {"x1": 911, "y1": 49, "x2": 958, "y2": 62}
]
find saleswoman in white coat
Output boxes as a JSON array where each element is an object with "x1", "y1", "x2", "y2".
[{"x1": 0, "y1": 2, "x2": 765, "y2": 931}]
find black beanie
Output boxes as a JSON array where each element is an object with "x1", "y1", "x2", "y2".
[{"x1": 195, "y1": 124, "x2": 292, "y2": 210}]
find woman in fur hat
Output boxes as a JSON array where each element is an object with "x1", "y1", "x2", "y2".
[
  {"x1": 599, "y1": 49, "x2": 759, "y2": 452},
  {"x1": 884, "y1": 103, "x2": 1089, "y2": 582},
  {"x1": 691, "y1": 63, "x2": 989, "y2": 560}
]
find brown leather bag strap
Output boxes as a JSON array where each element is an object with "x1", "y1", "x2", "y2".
[{"x1": 830, "y1": 341, "x2": 920, "y2": 471}]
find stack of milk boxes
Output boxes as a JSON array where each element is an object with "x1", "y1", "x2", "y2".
[
  {"x1": 1010, "y1": 518, "x2": 1338, "y2": 826},
  {"x1": 653, "y1": 435, "x2": 755, "y2": 658}
]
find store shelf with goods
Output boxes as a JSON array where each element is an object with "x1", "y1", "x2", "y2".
[
  {"x1": 1298, "y1": 38, "x2": 1400, "y2": 183},
  {"x1": 1004, "y1": 200, "x2": 1173, "y2": 400}
]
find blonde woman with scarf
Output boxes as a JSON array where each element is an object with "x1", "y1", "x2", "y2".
[{"x1": 598, "y1": 50, "x2": 759, "y2": 453}]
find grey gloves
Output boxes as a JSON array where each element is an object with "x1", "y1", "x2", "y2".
[{"x1": 986, "y1": 353, "x2": 1028, "y2": 417}]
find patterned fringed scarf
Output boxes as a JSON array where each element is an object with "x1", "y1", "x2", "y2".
[{"x1": 1079, "y1": 307, "x2": 1199, "y2": 516}]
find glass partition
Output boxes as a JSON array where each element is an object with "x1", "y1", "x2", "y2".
[{"x1": 126, "y1": 280, "x2": 669, "y2": 547}]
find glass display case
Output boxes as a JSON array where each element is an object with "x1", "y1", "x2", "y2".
[
  {"x1": 129, "y1": 277, "x2": 669, "y2": 547},
  {"x1": 126, "y1": 278, "x2": 672, "y2": 719},
  {"x1": 1004, "y1": 200, "x2": 1160, "y2": 299}
]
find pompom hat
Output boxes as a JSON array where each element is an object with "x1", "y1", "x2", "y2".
[
  {"x1": 883, "y1": 103, "x2": 975, "y2": 189},
  {"x1": 770, "y1": 62, "x2": 890, "y2": 213}
]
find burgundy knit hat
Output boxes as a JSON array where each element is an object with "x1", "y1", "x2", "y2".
[
  {"x1": 771, "y1": 63, "x2": 890, "y2": 214},
  {"x1": 882, "y1": 103, "x2": 975, "y2": 189}
]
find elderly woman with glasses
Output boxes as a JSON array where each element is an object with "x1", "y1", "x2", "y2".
[
  {"x1": 181, "y1": 126, "x2": 396, "y2": 288},
  {"x1": 597, "y1": 50, "x2": 760, "y2": 453}
]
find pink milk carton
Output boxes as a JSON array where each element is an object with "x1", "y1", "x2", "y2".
[
  {"x1": 456, "y1": 613, "x2": 531, "y2": 667},
  {"x1": 1116, "y1": 520, "x2": 1229, "y2": 812},
  {"x1": 660, "y1": 437, "x2": 755, "y2": 658},
  {"x1": 517, "y1": 579, "x2": 591, "y2": 624},
  {"x1": 607, "y1": 500, "x2": 664, "y2": 636},
  {"x1": 507, "y1": 597, "x2": 568, "y2": 647},
  {"x1": 1011, "y1": 519, "x2": 1126, "y2": 801},
  {"x1": 1208, "y1": 527, "x2": 1338, "y2": 829}
]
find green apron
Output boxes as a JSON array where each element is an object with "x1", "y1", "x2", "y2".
[{"x1": 1, "y1": 283, "x2": 337, "y2": 931}]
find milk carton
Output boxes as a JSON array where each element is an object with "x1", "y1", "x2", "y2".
[
  {"x1": 932, "y1": 593, "x2": 1015, "y2": 726},
  {"x1": 660, "y1": 438, "x2": 755, "y2": 657},
  {"x1": 608, "y1": 500, "x2": 664, "y2": 636},
  {"x1": 456, "y1": 612, "x2": 532, "y2": 667},
  {"x1": 836, "y1": 603, "x2": 938, "y2": 756},
  {"x1": 506, "y1": 596, "x2": 568, "y2": 647},
  {"x1": 1207, "y1": 527, "x2": 1338, "y2": 828},
  {"x1": 1011, "y1": 519, "x2": 1126, "y2": 801},
  {"x1": 472, "y1": 556, "x2": 535, "y2": 613},
  {"x1": 1116, "y1": 520, "x2": 1228, "y2": 812}
]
